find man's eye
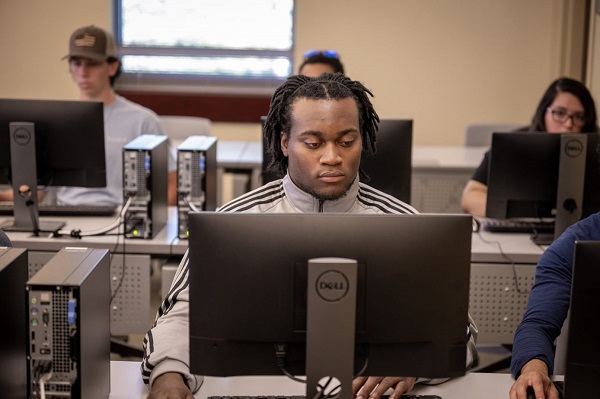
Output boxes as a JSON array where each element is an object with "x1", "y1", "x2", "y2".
[
  {"x1": 340, "y1": 140, "x2": 355, "y2": 147},
  {"x1": 305, "y1": 142, "x2": 320, "y2": 148}
]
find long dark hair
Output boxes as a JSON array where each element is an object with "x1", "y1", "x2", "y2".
[{"x1": 529, "y1": 77, "x2": 599, "y2": 132}]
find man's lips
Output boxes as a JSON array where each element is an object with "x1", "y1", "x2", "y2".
[{"x1": 319, "y1": 171, "x2": 344, "y2": 182}]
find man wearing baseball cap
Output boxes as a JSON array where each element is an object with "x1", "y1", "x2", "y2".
[{"x1": 57, "y1": 25, "x2": 176, "y2": 207}]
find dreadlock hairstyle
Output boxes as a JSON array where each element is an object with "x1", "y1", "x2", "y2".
[{"x1": 264, "y1": 72, "x2": 380, "y2": 178}]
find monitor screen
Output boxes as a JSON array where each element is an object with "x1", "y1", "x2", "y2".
[
  {"x1": 0, "y1": 98, "x2": 106, "y2": 187},
  {"x1": 486, "y1": 132, "x2": 600, "y2": 235},
  {"x1": 0, "y1": 98, "x2": 106, "y2": 232},
  {"x1": 261, "y1": 119, "x2": 413, "y2": 203},
  {"x1": 563, "y1": 241, "x2": 600, "y2": 398},
  {"x1": 188, "y1": 212, "x2": 472, "y2": 387}
]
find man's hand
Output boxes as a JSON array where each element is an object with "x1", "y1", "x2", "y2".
[
  {"x1": 509, "y1": 359, "x2": 559, "y2": 399},
  {"x1": 352, "y1": 376, "x2": 416, "y2": 399},
  {"x1": 147, "y1": 372, "x2": 194, "y2": 399}
]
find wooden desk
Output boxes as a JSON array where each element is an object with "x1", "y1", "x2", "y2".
[{"x1": 109, "y1": 360, "x2": 538, "y2": 399}]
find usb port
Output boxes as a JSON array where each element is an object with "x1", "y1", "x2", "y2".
[{"x1": 40, "y1": 348, "x2": 51, "y2": 355}]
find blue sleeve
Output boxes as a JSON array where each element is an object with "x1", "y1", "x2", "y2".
[
  {"x1": 510, "y1": 212, "x2": 600, "y2": 377},
  {"x1": 0, "y1": 228, "x2": 11, "y2": 247}
]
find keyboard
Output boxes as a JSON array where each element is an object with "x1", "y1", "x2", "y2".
[
  {"x1": 480, "y1": 218, "x2": 555, "y2": 234},
  {"x1": 0, "y1": 202, "x2": 117, "y2": 217},
  {"x1": 208, "y1": 396, "x2": 441, "y2": 399}
]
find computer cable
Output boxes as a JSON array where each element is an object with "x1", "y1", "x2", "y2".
[
  {"x1": 182, "y1": 194, "x2": 202, "y2": 213},
  {"x1": 274, "y1": 343, "x2": 371, "y2": 395},
  {"x1": 29, "y1": 359, "x2": 51, "y2": 399},
  {"x1": 38, "y1": 370, "x2": 53, "y2": 399},
  {"x1": 274, "y1": 343, "x2": 306, "y2": 383},
  {"x1": 110, "y1": 223, "x2": 128, "y2": 305},
  {"x1": 18, "y1": 184, "x2": 41, "y2": 236},
  {"x1": 475, "y1": 230, "x2": 530, "y2": 295},
  {"x1": 53, "y1": 196, "x2": 134, "y2": 238}
]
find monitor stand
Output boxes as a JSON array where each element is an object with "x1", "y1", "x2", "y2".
[
  {"x1": 306, "y1": 258, "x2": 358, "y2": 399},
  {"x1": 554, "y1": 134, "x2": 587, "y2": 238},
  {"x1": 0, "y1": 122, "x2": 65, "y2": 235}
]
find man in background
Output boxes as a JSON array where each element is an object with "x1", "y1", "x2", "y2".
[
  {"x1": 57, "y1": 25, "x2": 176, "y2": 207},
  {"x1": 299, "y1": 49, "x2": 345, "y2": 77}
]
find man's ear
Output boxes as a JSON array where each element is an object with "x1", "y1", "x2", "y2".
[
  {"x1": 107, "y1": 60, "x2": 120, "y2": 78},
  {"x1": 280, "y1": 132, "x2": 289, "y2": 157}
]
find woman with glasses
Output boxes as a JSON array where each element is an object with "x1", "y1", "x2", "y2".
[
  {"x1": 460, "y1": 77, "x2": 599, "y2": 217},
  {"x1": 299, "y1": 49, "x2": 345, "y2": 77}
]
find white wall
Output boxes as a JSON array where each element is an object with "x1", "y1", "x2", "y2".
[{"x1": 0, "y1": 0, "x2": 586, "y2": 145}]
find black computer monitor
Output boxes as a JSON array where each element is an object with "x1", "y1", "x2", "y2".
[
  {"x1": 188, "y1": 212, "x2": 472, "y2": 398},
  {"x1": 261, "y1": 118, "x2": 413, "y2": 203},
  {"x1": 486, "y1": 132, "x2": 600, "y2": 239},
  {"x1": 0, "y1": 98, "x2": 106, "y2": 233},
  {"x1": 563, "y1": 241, "x2": 600, "y2": 398}
]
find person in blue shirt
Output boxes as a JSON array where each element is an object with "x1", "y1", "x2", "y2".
[
  {"x1": 509, "y1": 211, "x2": 600, "y2": 399},
  {"x1": 0, "y1": 228, "x2": 11, "y2": 247}
]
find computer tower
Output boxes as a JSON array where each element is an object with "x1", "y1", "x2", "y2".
[
  {"x1": 27, "y1": 247, "x2": 110, "y2": 399},
  {"x1": 123, "y1": 134, "x2": 168, "y2": 239},
  {"x1": 0, "y1": 247, "x2": 28, "y2": 399},
  {"x1": 177, "y1": 135, "x2": 218, "y2": 238}
]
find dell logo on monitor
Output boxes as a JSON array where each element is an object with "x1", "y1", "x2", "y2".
[
  {"x1": 13, "y1": 127, "x2": 31, "y2": 146},
  {"x1": 316, "y1": 270, "x2": 349, "y2": 302},
  {"x1": 564, "y1": 138, "x2": 584, "y2": 158}
]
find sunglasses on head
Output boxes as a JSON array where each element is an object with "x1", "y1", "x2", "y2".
[{"x1": 303, "y1": 49, "x2": 340, "y2": 59}]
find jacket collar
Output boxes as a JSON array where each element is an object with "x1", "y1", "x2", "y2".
[{"x1": 282, "y1": 174, "x2": 359, "y2": 213}]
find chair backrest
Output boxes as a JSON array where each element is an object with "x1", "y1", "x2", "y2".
[
  {"x1": 159, "y1": 115, "x2": 212, "y2": 144},
  {"x1": 464, "y1": 123, "x2": 522, "y2": 147}
]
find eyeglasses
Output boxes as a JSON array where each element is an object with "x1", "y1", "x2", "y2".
[
  {"x1": 303, "y1": 49, "x2": 340, "y2": 60},
  {"x1": 547, "y1": 107, "x2": 587, "y2": 127}
]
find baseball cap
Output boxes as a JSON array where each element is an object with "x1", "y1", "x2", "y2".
[{"x1": 63, "y1": 25, "x2": 117, "y2": 62}]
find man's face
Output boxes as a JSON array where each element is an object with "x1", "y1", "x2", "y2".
[
  {"x1": 281, "y1": 97, "x2": 362, "y2": 201},
  {"x1": 68, "y1": 57, "x2": 119, "y2": 100}
]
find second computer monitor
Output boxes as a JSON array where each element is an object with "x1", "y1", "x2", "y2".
[
  {"x1": 486, "y1": 132, "x2": 600, "y2": 237},
  {"x1": 0, "y1": 98, "x2": 106, "y2": 233}
]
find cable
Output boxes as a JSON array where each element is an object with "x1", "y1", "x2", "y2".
[
  {"x1": 39, "y1": 371, "x2": 52, "y2": 399},
  {"x1": 53, "y1": 196, "x2": 134, "y2": 238},
  {"x1": 475, "y1": 230, "x2": 531, "y2": 295},
  {"x1": 182, "y1": 194, "x2": 202, "y2": 213},
  {"x1": 110, "y1": 221, "x2": 132, "y2": 304},
  {"x1": 274, "y1": 343, "x2": 306, "y2": 383}
]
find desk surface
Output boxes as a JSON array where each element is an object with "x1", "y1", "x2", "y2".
[
  {"x1": 3, "y1": 209, "x2": 544, "y2": 264},
  {"x1": 109, "y1": 361, "x2": 528, "y2": 399},
  {"x1": 3, "y1": 207, "x2": 187, "y2": 256}
]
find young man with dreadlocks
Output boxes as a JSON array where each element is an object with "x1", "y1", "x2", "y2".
[{"x1": 142, "y1": 73, "x2": 478, "y2": 399}]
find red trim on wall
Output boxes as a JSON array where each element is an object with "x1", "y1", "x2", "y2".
[{"x1": 118, "y1": 91, "x2": 271, "y2": 123}]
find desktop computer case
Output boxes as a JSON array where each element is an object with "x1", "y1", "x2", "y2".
[
  {"x1": 26, "y1": 247, "x2": 110, "y2": 399},
  {"x1": 176, "y1": 135, "x2": 218, "y2": 238},
  {"x1": 0, "y1": 247, "x2": 28, "y2": 399},
  {"x1": 123, "y1": 134, "x2": 169, "y2": 239}
]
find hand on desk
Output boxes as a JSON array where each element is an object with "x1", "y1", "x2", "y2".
[
  {"x1": 509, "y1": 359, "x2": 559, "y2": 399},
  {"x1": 353, "y1": 376, "x2": 416, "y2": 399},
  {"x1": 148, "y1": 372, "x2": 193, "y2": 399}
]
